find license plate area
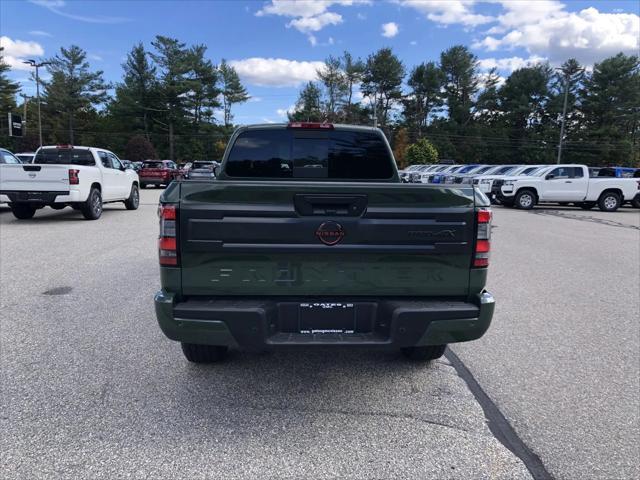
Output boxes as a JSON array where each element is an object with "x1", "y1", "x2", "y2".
[
  {"x1": 277, "y1": 301, "x2": 378, "y2": 335},
  {"x1": 299, "y1": 303, "x2": 355, "y2": 334},
  {"x1": 20, "y1": 192, "x2": 44, "y2": 200}
]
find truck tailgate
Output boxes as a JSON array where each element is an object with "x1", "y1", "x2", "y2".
[
  {"x1": 0, "y1": 164, "x2": 70, "y2": 193},
  {"x1": 178, "y1": 181, "x2": 476, "y2": 297}
]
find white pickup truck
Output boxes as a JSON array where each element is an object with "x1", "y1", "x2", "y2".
[
  {"x1": 0, "y1": 145, "x2": 140, "y2": 220},
  {"x1": 494, "y1": 164, "x2": 640, "y2": 212}
]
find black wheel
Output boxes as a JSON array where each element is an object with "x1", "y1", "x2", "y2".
[
  {"x1": 81, "y1": 187, "x2": 103, "y2": 220},
  {"x1": 578, "y1": 202, "x2": 595, "y2": 210},
  {"x1": 181, "y1": 343, "x2": 228, "y2": 363},
  {"x1": 124, "y1": 184, "x2": 139, "y2": 210},
  {"x1": 515, "y1": 189, "x2": 536, "y2": 210},
  {"x1": 598, "y1": 191, "x2": 621, "y2": 212},
  {"x1": 401, "y1": 344, "x2": 447, "y2": 362},
  {"x1": 631, "y1": 197, "x2": 640, "y2": 209},
  {"x1": 11, "y1": 204, "x2": 36, "y2": 219}
]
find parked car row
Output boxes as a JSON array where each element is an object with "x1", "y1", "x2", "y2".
[{"x1": 399, "y1": 163, "x2": 640, "y2": 212}]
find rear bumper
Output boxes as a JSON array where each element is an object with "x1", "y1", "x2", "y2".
[
  {"x1": 154, "y1": 292, "x2": 495, "y2": 349},
  {"x1": 140, "y1": 176, "x2": 172, "y2": 184},
  {"x1": 0, "y1": 190, "x2": 84, "y2": 204}
]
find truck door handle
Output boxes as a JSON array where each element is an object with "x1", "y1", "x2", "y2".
[{"x1": 294, "y1": 194, "x2": 368, "y2": 216}]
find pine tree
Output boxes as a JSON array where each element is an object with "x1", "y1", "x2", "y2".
[
  {"x1": 185, "y1": 45, "x2": 220, "y2": 126},
  {"x1": 0, "y1": 46, "x2": 20, "y2": 115},
  {"x1": 439, "y1": 45, "x2": 478, "y2": 126},
  {"x1": 580, "y1": 53, "x2": 640, "y2": 166},
  {"x1": 149, "y1": 36, "x2": 191, "y2": 160},
  {"x1": 342, "y1": 52, "x2": 365, "y2": 123},
  {"x1": 317, "y1": 55, "x2": 347, "y2": 122},
  {"x1": 361, "y1": 48, "x2": 405, "y2": 128},
  {"x1": 404, "y1": 61, "x2": 444, "y2": 136},
  {"x1": 219, "y1": 59, "x2": 248, "y2": 126},
  {"x1": 289, "y1": 82, "x2": 323, "y2": 122},
  {"x1": 43, "y1": 45, "x2": 109, "y2": 143},
  {"x1": 110, "y1": 43, "x2": 158, "y2": 139}
]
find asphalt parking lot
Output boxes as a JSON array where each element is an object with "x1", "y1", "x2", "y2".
[{"x1": 0, "y1": 190, "x2": 638, "y2": 479}]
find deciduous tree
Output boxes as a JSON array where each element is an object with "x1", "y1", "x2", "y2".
[{"x1": 405, "y1": 138, "x2": 438, "y2": 164}]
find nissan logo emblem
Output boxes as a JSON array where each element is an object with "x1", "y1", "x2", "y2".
[{"x1": 315, "y1": 221, "x2": 345, "y2": 246}]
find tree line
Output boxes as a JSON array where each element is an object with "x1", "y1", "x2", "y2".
[
  {"x1": 291, "y1": 46, "x2": 639, "y2": 168},
  {"x1": 1, "y1": 40, "x2": 638, "y2": 167},
  {"x1": 0, "y1": 36, "x2": 248, "y2": 161}
]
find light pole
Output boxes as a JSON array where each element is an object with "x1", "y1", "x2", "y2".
[
  {"x1": 19, "y1": 94, "x2": 32, "y2": 136},
  {"x1": 555, "y1": 66, "x2": 584, "y2": 164},
  {"x1": 23, "y1": 59, "x2": 51, "y2": 148}
]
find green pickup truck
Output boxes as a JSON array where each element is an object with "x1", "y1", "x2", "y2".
[{"x1": 154, "y1": 123, "x2": 495, "y2": 363}]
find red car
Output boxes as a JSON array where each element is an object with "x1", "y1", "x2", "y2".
[{"x1": 139, "y1": 160, "x2": 180, "y2": 188}]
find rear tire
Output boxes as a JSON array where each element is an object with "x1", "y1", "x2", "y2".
[
  {"x1": 598, "y1": 191, "x2": 621, "y2": 212},
  {"x1": 631, "y1": 197, "x2": 640, "y2": 209},
  {"x1": 515, "y1": 189, "x2": 536, "y2": 210},
  {"x1": 124, "y1": 184, "x2": 139, "y2": 210},
  {"x1": 81, "y1": 187, "x2": 103, "y2": 220},
  {"x1": 401, "y1": 344, "x2": 447, "y2": 362},
  {"x1": 181, "y1": 343, "x2": 228, "y2": 363},
  {"x1": 11, "y1": 204, "x2": 36, "y2": 219}
]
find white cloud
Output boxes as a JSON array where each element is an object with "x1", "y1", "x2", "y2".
[
  {"x1": 88, "y1": 53, "x2": 103, "y2": 61},
  {"x1": 289, "y1": 11, "x2": 343, "y2": 33},
  {"x1": 0, "y1": 36, "x2": 45, "y2": 71},
  {"x1": 410, "y1": 40, "x2": 417, "y2": 46},
  {"x1": 276, "y1": 104, "x2": 296, "y2": 117},
  {"x1": 28, "y1": 30, "x2": 52, "y2": 37},
  {"x1": 475, "y1": 4, "x2": 640, "y2": 65},
  {"x1": 397, "y1": 0, "x2": 493, "y2": 27},
  {"x1": 229, "y1": 58, "x2": 324, "y2": 87},
  {"x1": 256, "y1": 0, "x2": 369, "y2": 44},
  {"x1": 381, "y1": 22, "x2": 399, "y2": 38},
  {"x1": 477, "y1": 55, "x2": 546, "y2": 73}
]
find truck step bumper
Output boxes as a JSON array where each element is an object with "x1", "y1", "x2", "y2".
[{"x1": 155, "y1": 291, "x2": 495, "y2": 349}]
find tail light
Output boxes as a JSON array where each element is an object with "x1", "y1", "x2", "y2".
[
  {"x1": 68, "y1": 169, "x2": 79, "y2": 185},
  {"x1": 473, "y1": 208, "x2": 492, "y2": 268},
  {"x1": 287, "y1": 122, "x2": 334, "y2": 129},
  {"x1": 159, "y1": 204, "x2": 178, "y2": 266}
]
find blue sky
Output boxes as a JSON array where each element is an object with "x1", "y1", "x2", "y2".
[{"x1": 1, "y1": 0, "x2": 639, "y2": 124}]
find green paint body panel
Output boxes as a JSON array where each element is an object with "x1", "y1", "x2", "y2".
[{"x1": 174, "y1": 181, "x2": 478, "y2": 297}]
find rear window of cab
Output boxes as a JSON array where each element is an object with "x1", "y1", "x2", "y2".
[
  {"x1": 34, "y1": 148, "x2": 95, "y2": 166},
  {"x1": 224, "y1": 129, "x2": 395, "y2": 180}
]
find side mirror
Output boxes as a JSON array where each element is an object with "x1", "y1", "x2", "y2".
[
  {"x1": 214, "y1": 165, "x2": 221, "y2": 177},
  {"x1": 545, "y1": 173, "x2": 555, "y2": 180}
]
